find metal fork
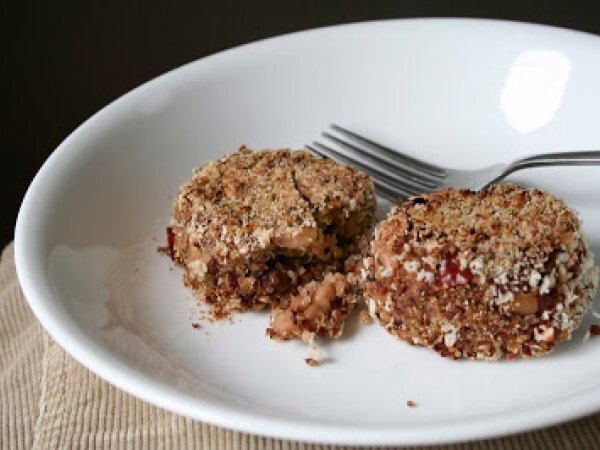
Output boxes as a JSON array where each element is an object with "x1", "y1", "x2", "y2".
[{"x1": 307, "y1": 124, "x2": 600, "y2": 201}]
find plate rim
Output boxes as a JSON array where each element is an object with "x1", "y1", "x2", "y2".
[{"x1": 14, "y1": 17, "x2": 600, "y2": 445}]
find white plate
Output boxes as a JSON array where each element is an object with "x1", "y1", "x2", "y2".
[{"x1": 15, "y1": 19, "x2": 600, "y2": 446}]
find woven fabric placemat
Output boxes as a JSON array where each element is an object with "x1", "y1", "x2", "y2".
[{"x1": 1, "y1": 243, "x2": 599, "y2": 450}]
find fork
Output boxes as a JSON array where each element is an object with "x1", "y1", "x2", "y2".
[{"x1": 307, "y1": 124, "x2": 600, "y2": 202}]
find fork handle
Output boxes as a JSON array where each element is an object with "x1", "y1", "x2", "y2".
[
  {"x1": 484, "y1": 151, "x2": 600, "y2": 188},
  {"x1": 510, "y1": 151, "x2": 600, "y2": 170},
  {"x1": 503, "y1": 151, "x2": 600, "y2": 179}
]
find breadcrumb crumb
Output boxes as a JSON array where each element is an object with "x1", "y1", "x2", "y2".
[
  {"x1": 304, "y1": 358, "x2": 320, "y2": 367},
  {"x1": 358, "y1": 310, "x2": 373, "y2": 324}
]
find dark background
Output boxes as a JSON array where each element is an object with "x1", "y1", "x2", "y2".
[{"x1": 3, "y1": 1, "x2": 600, "y2": 248}]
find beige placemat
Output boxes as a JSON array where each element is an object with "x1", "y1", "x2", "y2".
[{"x1": 1, "y1": 243, "x2": 599, "y2": 450}]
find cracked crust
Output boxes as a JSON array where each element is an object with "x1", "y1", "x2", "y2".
[
  {"x1": 166, "y1": 146, "x2": 376, "y2": 317},
  {"x1": 363, "y1": 184, "x2": 598, "y2": 360}
]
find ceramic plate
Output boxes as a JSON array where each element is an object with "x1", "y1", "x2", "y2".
[{"x1": 15, "y1": 19, "x2": 600, "y2": 446}]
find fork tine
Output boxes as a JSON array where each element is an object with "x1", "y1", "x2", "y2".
[
  {"x1": 311, "y1": 141, "x2": 423, "y2": 198},
  {"x1": 374, "y1": 181, "x2": 404, "y2": 202},
  {"x1": 306, "y1": 144, "x2": 402, "y2": 201},
  {"x1": 330, "y1": 124, "x2": 446, "y2": 178},
  {"x1": 311, "y1": 140, "x2": 432, "y2": 196},
  {"x1": 372, "y1": 176, "x2": 411, "y2": 202},
  {"x1": 322, "y1": 131, "x2": 437, "y2": 189},
  {"x1": 308, "y1": 142, "x2": 423, "y2": 198}
]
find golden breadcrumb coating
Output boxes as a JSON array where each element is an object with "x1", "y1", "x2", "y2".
[
  {"x1": 363, "y1": 184, "x2": 598, "y2": 360},
  {"x1": 166, "y1": 146, "x2": 376, "y2": 318}
]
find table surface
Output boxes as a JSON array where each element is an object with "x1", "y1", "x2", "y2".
[{"x1": 3, "y1": 2, "x2": 600, "y2": 248}]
